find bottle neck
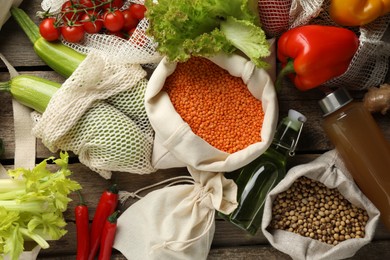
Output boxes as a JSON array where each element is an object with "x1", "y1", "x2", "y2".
[{"x1": 270, "y1": 117, "x2": 303, "y2": 157}]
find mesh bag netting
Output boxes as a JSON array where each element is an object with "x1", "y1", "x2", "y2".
[
  {"x1": 32, "y1": 53, "x2": 156, "y2": 179},
  {"x1": 287, "y1": 0, "x2": 390, "y2": 90},
  {"x1": 41, "y1": 0, "x2": 162, "y2": 66},
  {"x1": 258, "y1": 0, "x2": 292, "y2": 38},
  {"x1": 34, "y1": 0, "x2": 163, "y2": 178},
  {"x1": 257, "y1": 0, "x2": 390, "y2": 89}
]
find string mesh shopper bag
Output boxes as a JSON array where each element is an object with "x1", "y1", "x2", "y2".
[
  {"x1": 257, "y1": 0, "x2": 292, "y2": 38},
  {"x1": 261, "y1": 150, "x2": 380, "y2": 260},
  {"x1": 113, "y1": 167, "x2": 238, "y2": 259},
  {"x1": 34, "y1": 0, "x2": 164, "y2": 178},
  {"x1": 288, "y1": 0, "x2": 390, "y2": 90},
  {"x1": 32, "y1": 53, "x2": 157, "y2": 179}
]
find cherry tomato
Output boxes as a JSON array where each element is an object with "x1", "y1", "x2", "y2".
[
  {"x1": 79, "y1": 0, "x2": 95, "y2": 8},
  {"x1": 81, "y1": 11, "x2": 103, "y2": 34},
  {"x1": 61, "y1": 1, "x2": 80, "y2": 22},
  {"x1": 103, "y1": 10, "x2": 125, "y2": 32},
  {"x1": 39, "y1": 17, "x2": 61, "y2": 41},
  {"x1": 129, "y1": 4, "x2": 146, "y2": 20},
  {"x1": 102, "y1": 0, "x2": 124, "y2": 10},
  {"x1": 61, "y1": 24, "x2": 85, "y2": 43},
  {"x1": 122, "y1": 9, "x2": 139, "y2": 31}
]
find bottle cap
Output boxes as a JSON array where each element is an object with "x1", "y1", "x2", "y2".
[
  {"x1": 284, "y1": 109, "x2": 306, "y2": 156},
  {"x1": 288, "y1": 109, "x2": 307, "y2": 123},
  {"x1": 318, "y1": 87, "x2": 353, "y2": 116}
]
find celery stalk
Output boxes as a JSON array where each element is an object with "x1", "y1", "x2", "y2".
[
  {"x1": 0, "y1": 152, "x2": 81, "y2": 259},
  {"x1": 0, "y1": 200, "x2": 51, "y2": 213}
]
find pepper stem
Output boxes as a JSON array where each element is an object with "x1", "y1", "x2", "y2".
[
  {"x1": 107, "y1": 210, "x2": 119, "y2": 223},
  {"x1": 108, "y1": 184, "x2": 118, "y2": 194},
  {"x1": 10, "y1": 7, "x2": 41, "y2": 44},
  {"x1": 275, "y1": 59, "x2": 295, "y2": 93},
  {"x1": 77, "y1": 190, "x2": 86, "y2": 205}
]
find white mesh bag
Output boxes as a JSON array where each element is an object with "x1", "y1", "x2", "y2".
[
  {"x1": 258, "y1": 0, "x2": 292, "y2": 38},
  {"x1": 32, "y1": 52, "x2": 156, "y2": 179},
  {"x1": 40, "y1": 0, "x2": 163, "y2": 66},
  {"x1": 35, "y1": 0, "x2": 162, "y2": 178},
  {"x1": 288, "y1": 0, "x2": 390, "y2": 90}
]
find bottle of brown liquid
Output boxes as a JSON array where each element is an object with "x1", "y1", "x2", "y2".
[{"x1": 319, "y1": 87, "x2": 390, "y2": 230}]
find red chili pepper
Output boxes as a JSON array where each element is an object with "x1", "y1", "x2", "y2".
[
  {"x1": 75, "y1": 191, "x2": 89, "y2": 260},
  {"x1": 98, "y1": 211, "x2": 119, "y2": 260},
  {"x1": 276, "y1": 25, "x2": 359, "y2": 91},
  {"x1": 88, "y1": 184, "x2": 119, "y2": 260}
]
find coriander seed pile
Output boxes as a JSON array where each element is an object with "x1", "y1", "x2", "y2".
[{"x1": 269, "y1": 176, "x2": 369, "y2": 246}]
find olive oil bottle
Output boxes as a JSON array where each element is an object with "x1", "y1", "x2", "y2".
[{"x1": 220, "y1": 109, "x2": 306, "y2": 235}]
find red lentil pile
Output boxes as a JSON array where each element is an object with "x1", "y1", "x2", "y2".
[
  {"x1": 269, "y1": 176, "x2": 369, "y2": 246},
  {"x1": 163, "y1": 57, "x2": 265, "y2": 154}
]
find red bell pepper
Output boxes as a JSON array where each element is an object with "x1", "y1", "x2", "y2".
[{"x1": 276, "y1": 25, "x2": 359, "y2": 91}]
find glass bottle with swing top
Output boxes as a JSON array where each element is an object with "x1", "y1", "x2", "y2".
[{"x1": 220, "y1": 109, "x2": 307, "y2": 235}]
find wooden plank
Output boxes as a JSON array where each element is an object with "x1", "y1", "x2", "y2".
[
  {"x1": 35, "y1": 240, "x2": 390, "y2": 260},
  {"x1": 2, "y1": 160, "x2": 390, "y2": 257},
  {"x1": 1, "y1": 1, "x2": 390, "y2": 258}
]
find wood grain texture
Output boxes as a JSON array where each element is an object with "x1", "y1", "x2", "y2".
[{"x1": 1, "y1": 1, "x2": 390, "y2": 259}]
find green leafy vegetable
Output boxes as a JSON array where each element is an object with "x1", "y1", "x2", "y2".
[
  {"x1": 145, "y1": 0, "x2": 270, "y2": 68},
  {"x1": 0, "y1": 152, "x2": 81, "y2": 260}
]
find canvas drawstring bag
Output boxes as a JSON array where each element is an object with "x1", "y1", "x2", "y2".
[
  {"x1": 145, "y1": 50, "x2": 278, "y2": 172},
  {"x1": 261, "y1": 150, "x2": 380, "y2": 260},
  {"x1": 0, "y1": 53, "x2": 42, "y2": 259},
  {"x1": 113, "y1": 167, "x2": 238, "y2": 260}
]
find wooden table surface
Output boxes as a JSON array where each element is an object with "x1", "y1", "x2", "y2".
[{"x1": 1, "y1": 1, "x2": 390, "y2": 259}]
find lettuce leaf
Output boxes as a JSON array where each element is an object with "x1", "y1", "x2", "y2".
[{"x1": 145, "y1": 0, "x2": 270, "y2": 67}]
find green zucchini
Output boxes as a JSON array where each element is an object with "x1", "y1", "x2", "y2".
[
  {"x1": 10, "y1": 7, "x2": 85, "y2": 78},
  {"x1": 0, "y1": 75, "x2": 60, "y2": 113}
]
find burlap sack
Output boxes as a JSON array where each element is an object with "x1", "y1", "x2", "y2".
[
  {"x1": 145, "y1": 51, "x2": 278, "y2": 172},
  {"x1": 113, "y1": 167, "x2": 238, "y2": 259},
  {"x1": 261, "y1": 150, "x2": 380, "y2": 260}
]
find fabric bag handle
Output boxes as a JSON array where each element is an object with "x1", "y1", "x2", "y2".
[{"x1": 0, "y1": 53, "x2": 36, "y2": 172}]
